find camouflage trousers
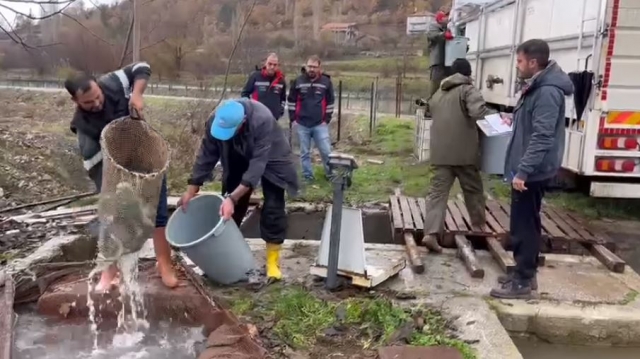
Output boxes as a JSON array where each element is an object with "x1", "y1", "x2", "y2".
[{"x1": 423, "y1": 165, "x2": 486, "y2": 235}]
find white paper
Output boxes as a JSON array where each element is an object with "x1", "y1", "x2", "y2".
[{"x1": 484, "y1": 113, "x2": 512, "y2": 134}]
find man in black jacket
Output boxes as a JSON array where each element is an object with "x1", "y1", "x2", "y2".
[
  {"x1": 178, "y1": 99, "x2": 299, "y2": 281},
  {"x1": 65, "y1": 62, "x2": 178, "y2": 291},
  {"x1": 241, "y1": 53, "x2": 287, "y2": 120},
  {"x1": 287, "y1": 55, "x2": 335, "y2": 181}
]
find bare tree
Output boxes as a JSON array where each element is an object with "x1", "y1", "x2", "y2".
[{"x1": 312, "y1": 0, "x2": 321, "y2": 41}]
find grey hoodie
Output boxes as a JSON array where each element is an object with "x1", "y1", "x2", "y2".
[{"x1": 504, "y1": 61, "x2": 574, "y2": 182}]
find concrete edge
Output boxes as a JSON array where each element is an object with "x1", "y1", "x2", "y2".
[
  {"x1": 490, "y1": 299, "x2": 640, "y2": 346},
  {"x1": 443, "y1": 297, "x2": 524, "y2": 359},
  {"x1": 0, "y1": 274, "x2": 15, "y2": 359}
]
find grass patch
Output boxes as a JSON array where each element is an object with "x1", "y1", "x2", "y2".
[
  {"x1": 299, "y1": 117, "x2": 433, "y2": 203},
  {"x1": 545, "y1": 192, "x2": 640, "y2": 220},
  {"x1": 230, "y1": 286, "x2": 475, "y2": 358},
  {"x1": 620, "y1": 290, "x2": 639, "y2": 305},
  {"x1": 484, "y1": 176, "x2": 640, "y2": 221}
]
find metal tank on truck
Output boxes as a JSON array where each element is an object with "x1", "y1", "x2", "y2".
[{"x1": 451, "y1": 0, "x2": 640, "y2": 199}]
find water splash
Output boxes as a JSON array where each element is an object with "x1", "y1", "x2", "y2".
[{"x1": 13, "y1": 310, "x2": 206, "y2": 359}]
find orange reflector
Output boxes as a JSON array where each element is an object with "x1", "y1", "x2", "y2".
[
  {"x1": 598, "y1": 136, "x2": 639, "y2": 150},
  {"x1": 595, "y1": 159, "x2": 636, "y2": 172}
]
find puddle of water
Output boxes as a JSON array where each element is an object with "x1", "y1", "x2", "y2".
[
  {"x1": 13, "y1": 310, "x2": 206, "y2": 359},
  {"x1": 513, "y1": 337, "x2": 640, "y2": 359}
]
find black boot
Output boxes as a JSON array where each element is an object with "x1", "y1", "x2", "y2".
[
  {"x1": 497, "y1": 273, "x2": 538, "y2": 291},
  {"x1": 490, "y1": 278, "x2": 533, "y2": 299}
]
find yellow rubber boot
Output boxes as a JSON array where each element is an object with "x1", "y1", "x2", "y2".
[{"x1": 266, "y1": 243, "x2": 283, "y2": 280}]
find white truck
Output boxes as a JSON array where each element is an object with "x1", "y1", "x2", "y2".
[{"x1": 452, "y1": 0, "x2": 640, "y2": 198}]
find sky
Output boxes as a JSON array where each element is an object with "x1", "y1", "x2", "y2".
[{"x1": 0, "y1": 0, "x2": 116, "y2": 27}]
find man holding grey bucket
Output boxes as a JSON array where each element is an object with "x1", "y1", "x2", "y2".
[{"x1": 178, "y1": 99, "x2": 299, "y2": 281}]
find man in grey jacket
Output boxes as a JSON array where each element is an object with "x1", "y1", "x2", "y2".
[
  {"x1": 178, "y1": 99, "x2": 299, "y2": 281},
  {"x1": 490, "y1": 39, "x2": 574, "y2": 299}
]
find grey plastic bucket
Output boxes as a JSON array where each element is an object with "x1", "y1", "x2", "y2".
[{"x1": 166, "y1": 194, "x2": 257, "y2": 285}]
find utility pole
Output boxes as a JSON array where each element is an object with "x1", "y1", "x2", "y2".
[{"x1": 132, "y1": 0, "x2": 141, "y2": 62}]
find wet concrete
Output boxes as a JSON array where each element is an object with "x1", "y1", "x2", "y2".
[
  {"x1": 13, "y1": 308, "x2": 206, "y2": 359},
  {"x1": 18, "y1": 236, "x2": 266, "y2": 359},
  {"x1": 594, "y1": 220, "x2": 640, "y2": 274},
  {"x1": 239, "y1": 239, "x2": 640, "y2": 359},
  {"x1": 36, "y1": 261, "x2": 217, "y2": 326}
]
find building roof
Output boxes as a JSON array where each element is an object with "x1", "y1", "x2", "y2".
[{"x1": 321, "y1": 22, "x2": 358, "y2": 31}]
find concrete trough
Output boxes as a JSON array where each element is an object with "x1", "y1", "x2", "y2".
[
  {"x1": 240, "y1": 207, "x2": 397, "y2": 244},
  {"x1": 9, "y1": 234, "x2": 267, "y2": 359}
]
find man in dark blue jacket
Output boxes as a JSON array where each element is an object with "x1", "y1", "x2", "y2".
[
  {"x1": 490, "y1": 39, "x2": 574, "y2": 299},
  {"x1": 66, "y1": 62, "x2": 178, "y2": 291},
  {"x1": 287, "y1": 55, "x2": 335, "y2": 181},
  {"x1": 241, "y1": 53, "x2": 287, "y2": 120},
  {"x1": 178, "y1": 99, "x2": 299, "y2": 281}
]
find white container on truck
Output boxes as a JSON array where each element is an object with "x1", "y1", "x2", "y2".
[{"x1": 452, "y1": 0, "x2": 640, "y2": 198}]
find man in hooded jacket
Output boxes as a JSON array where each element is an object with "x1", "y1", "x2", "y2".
[
  {"x1": 490, "y1": 39, "x2": 574, "y2": 299},
  {"x1": 178, "y1": 99, "x2": 299, "y2": 281},
  {"x1": 422, "y1": 58, "x2": 494, "y2": 252}
]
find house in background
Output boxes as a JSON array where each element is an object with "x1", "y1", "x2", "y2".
[{"x1": 321, "y1": 22, "x2": 359, "y2": 45}]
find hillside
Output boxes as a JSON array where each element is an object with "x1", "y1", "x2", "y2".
[{"x1": 0, "y1": 0, "x2": 452, "y2": 80}]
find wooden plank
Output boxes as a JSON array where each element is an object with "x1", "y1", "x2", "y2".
[
  {"x1": 443, "y1": 206, "x2": 457, "y2": 232},
  {"x1": 543, "y1": 207, "x2": 580, "y2": 240},
  {"x1": 404, "y1": 232, "x2": 425, "y2": 274},
  {"x1": 389, "y1": 195, "x2": 404, "y2": 232},
  {"x1": 310, "y1": 260, "x2": 406, "y2": 288},
  {"x1": 540, "y1": 210, "x2": 565, "y2": 239},
  {"x1": 487, "y1": 201, "x2": 510, "y2": 231},
  {"x1": 454, "y1": 235, "x2": 484, "y2": 278},
  {"x1": 407, "y1": 198, "x2": 424, "y2": 231},
  {"x1": 498, "y1": 201, "x2": 510, "y2": 215},
  {"x1": 398, "y1": 196, "x2": 415, "y2": 231},
  {"x1": 485, "y1": 209, "x2": 505, "y2": 235},
  {"x1": 454, "y1": 199, "x2": 487, "y2": 233},
  {"x1": 418, "y1": 198, "x2": 427, "y2": 221},
  {"x1": 547, "y1": 207, "x2": 596, "y2": 242},
  {"x1": 584, "y1": 243, "x2": 626, "y2": 273},
  {"x1": 487, "y1": 237, "x2": 515, "y2": 273},
  {"x1": 447, "y1": 201, "x2": 468, "y2": 231}
]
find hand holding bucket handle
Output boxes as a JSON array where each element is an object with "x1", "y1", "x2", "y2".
[
  {"x1": 220, "y1": 193, "x2": 236, "y2": 221},
  {"x1": 178, "y1": 185, "x2": 200, "y2": 212}
]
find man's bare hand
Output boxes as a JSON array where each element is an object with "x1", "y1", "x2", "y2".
[
  {"x1": 512, "y1": 177, "x2": 527, "y2": 192},
  {"x1": 129, "y1": 93, "x2": 144, "y2": 120},
  {"x1": 500, "y1": 112, "x2": 513, "y2": 126}
]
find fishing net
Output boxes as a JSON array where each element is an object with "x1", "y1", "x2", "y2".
[{"x1": 97, "y1": 117, "x2": 170, "y2": 263}]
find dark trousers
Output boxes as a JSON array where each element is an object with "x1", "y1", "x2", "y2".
[
  {"x1": 222, "y1": 176, "x2": 287, "y2": 245},
  {"x1": 424, "y1": 165, "x2": 486, "y2": 235},
  {"x1": 510, "y1": 180, "x2": 548, "y2": 281}
]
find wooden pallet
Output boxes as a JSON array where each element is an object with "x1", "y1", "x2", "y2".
[
  {"x1": 390, "y1": 195, "x2": 486, "y2": 278},
  {"x1": 389, "y1": 195, "x2": 426, "y2": 273},
  {"x1": 390, "y1": 196, "x2": 625, "y2": 274}
]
